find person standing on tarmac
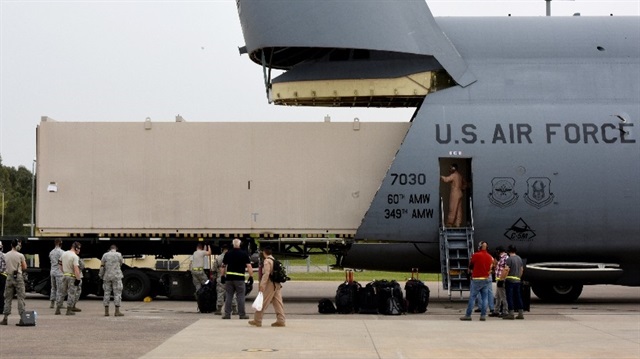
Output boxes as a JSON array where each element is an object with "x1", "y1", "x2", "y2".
[
  {"x1": 1, "y1": 239, "x2": 27, "y2": 326},
  {"x1": 0, "y1": 241, "x2": 6, "y2": 315},
  {"x1": 460, "y1": 241, "x2": 494, "y2": 321},
  {"x1": 48, "y1": 239, "x2": 64, "y2": 309},
  {"x1": 221, "y1": 238, "x2": 253, "y2": 320},
  {"x1": 100, "y1": 245, "x2": 124, "y2": 316},
  {"x1": 249, "y1": 246, "x2": 286, "y2": 327},
  {"x1": 55, "y1": 241, "x2": 82, "y2": 316},
  {"x1": 212, "y1": 244, "x2": 237, "y2": 315},
  {"x1": 492, "y1": 246, "x2": 509, "y2": 317},
  {"x1": 502, "y1": 245, "x2": 525, "y2": 320},
  {"x1": 70, "y1": 257, "x2": 85, "y2": 313},
  {"x1": 190, "y1": 242, "x2": 211, "y2": 301}
]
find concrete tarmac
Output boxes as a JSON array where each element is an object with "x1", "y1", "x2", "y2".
[{"x1": 0, "y1": 282, "x2": 638, "y2": 359}]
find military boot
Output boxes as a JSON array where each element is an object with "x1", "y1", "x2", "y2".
[
  {"x1": 214, "y1": 306, "x2": 222, "y2": 315},
  {"x1": 0, "y1": 315, "x2": 8, "y2": 325},
  {"x1": 502, "y1": 310, "x2": 515, "y2": 320},
  {"x1": 114, "y1": 306, "x2": 124, "y2": 317},
  {"x1": 71, "y1": 306, "x2": 82, "y2": 312},
  {"x1": 50, "y1": 300, "x2": 55, "y2": 309},
  {"x1": 65, "y1": 307, "x2": 76, "y2": 316},
  {"x1": 104, "y1": 306, "x2": 110, "y2": 316},
  {"x1": 516, "y1": 310, "x2": 525, "y2": 319},
  {"x1": 55, "y1": 306, "x2": 62, "y2": 315}
]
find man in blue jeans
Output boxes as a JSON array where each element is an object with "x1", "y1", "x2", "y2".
[
  {"x1": 502, "y1": 245, "x2": 525, "y2": 320},
  {"x1": 460, "y1": 241, "x2": 494, "y2": 321}
]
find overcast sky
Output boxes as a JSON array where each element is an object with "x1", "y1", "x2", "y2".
[{"x1": 1, "y1": 0, "x2": 638, "y2": 169}]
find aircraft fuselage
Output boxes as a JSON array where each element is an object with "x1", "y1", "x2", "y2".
[{"x1": 236, "y1": 0, "x2": 639, "y2": 300}]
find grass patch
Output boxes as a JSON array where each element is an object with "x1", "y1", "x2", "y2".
[
  {"x1": 281, "y1": 254, "x2": 440, "y2": 282},
  {"x1": 287, "y1": 270, "x2": 440, "y2": 282}
]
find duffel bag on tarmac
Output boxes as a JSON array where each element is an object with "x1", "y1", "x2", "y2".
[
  {"x1": 196, "y1": 280, "x2": 217, "y2": 313},
  {"x1": 404, "y1": 269, "x2": 429, "y2": 313},
  {"x1": 358, "y1": 282, "x2": 379, "y2": 314},
  {"x1": 335, "y1": 281, "x2": 361, "y2": 314}
]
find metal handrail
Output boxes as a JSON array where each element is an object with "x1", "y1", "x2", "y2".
[
  {"x1": 469, "y1": 196, "x2": 475, "y2": 231},
  {"x1": 440, "y1": 197, "x2": 445, "y2": 229}
]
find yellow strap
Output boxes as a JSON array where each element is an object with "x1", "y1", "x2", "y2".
[
  {"x1": 226, "y1": 271, "x2": 245, "y2": 277},
  {"x1": 506, "y1": 276, "x2": 521, "y2": 280},
  {"x1": 0, "y1": 273, "x2": 7, "y2": 277},
  {"x1": 64, "y1": 273, "x2": 75, "y2": 277},
  {"x1": 473, "y1": 277, "x2": 487, "y2": 280},
  {"x1": 192, "y1": 267, "x2": 203, "y2": 271}
]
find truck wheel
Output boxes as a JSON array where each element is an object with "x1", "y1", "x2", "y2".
[
  {"x1": 531, "y1": 283, "x2": 583, "y2": 303},
  {"x1": 122, "y1": 269, "x2": 151, "y2": 301}
]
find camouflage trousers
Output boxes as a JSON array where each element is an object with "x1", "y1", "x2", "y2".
[
  {"x1": 0, "y1": 274, "x2": 5, "y2": 313},
  {"x1": 103, "y1": 278, "x2": 123, "y2": 307},
  {"x1": 75, "y1": 279, "x2": 83, "y2": 303},
  {"x1": 50, "y1": 274, "x2": 62, "y2": 301},
  {"x1": 56, "y1": 276, "x2": 79, "y2": 309},
  {"x1": 191, "y1": 270, "x2": 208, "y2": 297},
  {"x1": 3, "y1": 275, "x2": 26, "y2": 316}
]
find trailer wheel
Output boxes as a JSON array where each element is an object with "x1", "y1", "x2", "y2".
[{"x1": 122, "y1": 269, "x2": 151, "y2": 301}]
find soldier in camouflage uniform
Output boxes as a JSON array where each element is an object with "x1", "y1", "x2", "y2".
[
  {"x1": 1, "y1": 239, "x2": 27, "y2": 325},
  {"x1": 55, "y1": 242, "x2": 82, "y2": 316},
  {"x1": 0, "y1": 241, "x2": 6, "y2": 315},
  {"x1": 100, "y1": 245, "x2": 124, "y2": 316},
  {"x1": 190, "y1": 243, "x2": 211, "y2": 301},
  {"x1": 71, "y1": 258, "x2": 85, "y2": 312},
  {"x1": 212, "y1": 245, "x2": 237, "y2": 315},
  {"x1": 48, "y1": 239, "x2": 64, "y2": 308}
]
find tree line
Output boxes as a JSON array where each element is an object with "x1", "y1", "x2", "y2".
[{"x1": 0, "y1": 156, "x2": 34, "y2": 236}]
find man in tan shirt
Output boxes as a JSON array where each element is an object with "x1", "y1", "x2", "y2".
[
  {"x1": 1, "y1": 239, "x2": 27, "y2": 325},
  {"x1": 441, "y1": 164, "x2": 467, "y2": 227},
  {"x1": 248, "y1": 246, "x2": 285, "y2": 327}
]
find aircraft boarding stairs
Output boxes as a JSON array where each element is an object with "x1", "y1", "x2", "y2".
[{"x1": 439, "y1": 197, "x2": 475, "y2": 300}]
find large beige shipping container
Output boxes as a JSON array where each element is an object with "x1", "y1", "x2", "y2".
[{"x1": 36, "y1": 119, "x2": 409, "y2": 238}]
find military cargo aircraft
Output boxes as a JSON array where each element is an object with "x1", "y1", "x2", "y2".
[{"x1": 236, "y1": 0, "x2": 639, "y2": 301}]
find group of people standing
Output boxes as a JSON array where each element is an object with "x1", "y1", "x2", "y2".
[
  {"x1": 460, "y1": 241, "x2": 525, "y2": 321},
  {"x1": 190, "y1": 239, "x2": 286, "y2": 327},
  {"x1": 0, "y1": 238, "x2": 126, "y2": 326},
  {"x1": 48, "y1": 240, "x2": 125, "y2": 317}
]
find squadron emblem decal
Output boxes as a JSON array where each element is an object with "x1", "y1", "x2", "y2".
[
  {"x1": 488, "y1": 177, "x2": 518, "y2": 208},
  {"x1": 504, "y1": 218, "x2": 536, "y2": 241},
  {"x1": 524, "y1": 177, "x2": 554, "y2": 209}
]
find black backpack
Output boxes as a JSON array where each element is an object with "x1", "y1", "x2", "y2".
[
  {"x1": 269, "y1": 258, "x2": 290, "y2": 283},
  {"x1": 318, "y1": 298, "x2": 337, "y2": 314},
  {"x1": 372, "y1": 280, "x2": 405, "y2": 315}
]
